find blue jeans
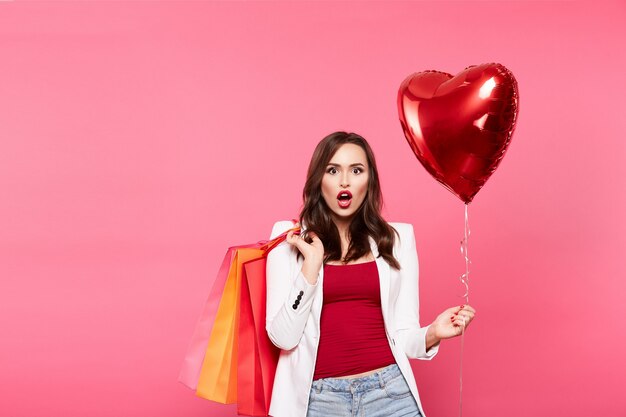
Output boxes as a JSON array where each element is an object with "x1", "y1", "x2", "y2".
[{"x1": 306, "y1": 364, "x2": 423, "y2": 417}]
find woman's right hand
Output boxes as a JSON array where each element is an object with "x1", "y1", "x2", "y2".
[{"x1": 286, "y1": 223, "x2": 324, "y2": 284}]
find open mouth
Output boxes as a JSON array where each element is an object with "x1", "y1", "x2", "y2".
[{"x1": 337, "y1": 190, "x2": 352, "y2": 208}]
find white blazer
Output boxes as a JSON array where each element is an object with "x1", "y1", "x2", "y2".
[{"x1": 265, "y1": 220, "x2": 440, "y2": 417}]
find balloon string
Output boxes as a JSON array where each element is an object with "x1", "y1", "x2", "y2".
[
  {"x1": 458, "y1": 203, "x2": 471, "y2": 417},
  {"x1": 459, "y1": 203, "x2": 470, "y2": 303}
]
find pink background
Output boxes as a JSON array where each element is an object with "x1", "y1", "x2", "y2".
[{"x1": 1, "y1": 1, "x2": 624, "y2": 416}]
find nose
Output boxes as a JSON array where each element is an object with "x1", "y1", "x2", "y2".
[{"x1": 340, "y1": 171, "x2": 349, "y2": 187}]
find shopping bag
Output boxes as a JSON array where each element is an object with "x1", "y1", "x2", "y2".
[
  {"x1": 196, "y1": 246, "x2": 265, "y2": 403},
  {"x1": 178, "y1": 241, "x2": 261, "y2": 390},
  {"x1": 179, "y1": 221, "x2": 298, "y2": 414},
  {"x1": 236, "y1": 256, "x2": 281, "y2": 416}
]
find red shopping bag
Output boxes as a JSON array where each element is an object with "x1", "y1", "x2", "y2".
[{"x1": 237, "y1": 257, "x2": 281, "y2": 416}]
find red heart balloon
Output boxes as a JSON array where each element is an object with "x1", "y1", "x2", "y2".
[{"x1": 398, "y1": 63, "x2": 519, "y2": 204}]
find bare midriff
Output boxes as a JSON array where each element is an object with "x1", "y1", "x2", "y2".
[{"x1": 332, "y1": 365, "x2": 389, "y2": 379}]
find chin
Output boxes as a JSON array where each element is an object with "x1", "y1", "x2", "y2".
[{"x1": 331, "y1": 209, "x2": 357, "y2": 221}]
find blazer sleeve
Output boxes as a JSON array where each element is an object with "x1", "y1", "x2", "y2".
[
  {"x1": 265, "y1": 220, "x2": 320, "y2": 351},
  {"x1": 393, "y1": 223, "x2": 440, "y2": 360}
]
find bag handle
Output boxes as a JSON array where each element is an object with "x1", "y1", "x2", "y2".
[{"x1": 260, "y1": 218, "x2": 300, "y2": 254}]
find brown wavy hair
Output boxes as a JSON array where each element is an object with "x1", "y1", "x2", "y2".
[{"x1": 298, "y1": 131, "x2": 400, "y2": 269}]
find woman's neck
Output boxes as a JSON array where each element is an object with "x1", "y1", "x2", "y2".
[
  {"x1": 332, "y1": 218, "x2": 352, "y2": 255},
  {"x1": 332, "y1": 218, "x2": 348, "y2": 236}
]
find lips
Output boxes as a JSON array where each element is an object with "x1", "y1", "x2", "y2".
[
  {"x1": 337, "y1": 190, "x2": 352, "y2": 200},
  {"x1": 337, "y1": 190, "x2": 352, "y2": 208}
]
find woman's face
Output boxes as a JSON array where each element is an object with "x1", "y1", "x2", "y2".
[{"x1": 321, "y1": 143, "x2": 370, "y2": 224}]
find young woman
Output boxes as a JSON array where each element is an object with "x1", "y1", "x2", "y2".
[{"x1": 265, "y1": 131, "x2": 476, "y2": 417}]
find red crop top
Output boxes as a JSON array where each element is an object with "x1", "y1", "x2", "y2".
[{"x1": 312, "y1": 261, "x2": 395, "y2": 380}]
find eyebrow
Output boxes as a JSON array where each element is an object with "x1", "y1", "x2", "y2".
[{"x1": 326, "y1": 163, "x2": 366, "y2": 167}]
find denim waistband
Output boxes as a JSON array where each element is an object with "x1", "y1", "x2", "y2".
[{"x1": 311, "y1": 363, "x2": 402, "y2": 394}]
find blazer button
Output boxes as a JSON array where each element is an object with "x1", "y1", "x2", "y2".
[
  {"x1": 294, "y1": 299, "x2": 300, "y2": 306},
  {"x1": 299, "y1": 290, "x2": 304, "y2": 296},
  {"x1": 292, "y1": 304, "x2": 298, "y2": 309},
  {"x1": 296, "y1": 294, "x2": 302, "y2": 301}
]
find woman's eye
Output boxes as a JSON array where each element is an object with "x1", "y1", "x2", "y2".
[{"x1": 327, "y1": 167, "x2": 363, "y2": 174}]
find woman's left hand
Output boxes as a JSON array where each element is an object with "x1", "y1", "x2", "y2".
[{"x1": 432, "y1": 304, "x2": 476, "y2": 339}]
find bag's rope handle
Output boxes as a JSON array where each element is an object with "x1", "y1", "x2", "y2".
[{"x1": 260, "y1": 218, "x2": 300, "y2": 254}]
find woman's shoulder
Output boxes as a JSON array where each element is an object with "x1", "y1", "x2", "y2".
[
  {"x1": 386, "y1": 222, "x2": 416, "y2": 254},
  {"x1": 269, "y1": 219, "x2": 297, "y2": 239},
  {"x1": 387, "y1": 221, "x2": 415, "y2": 236}
]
